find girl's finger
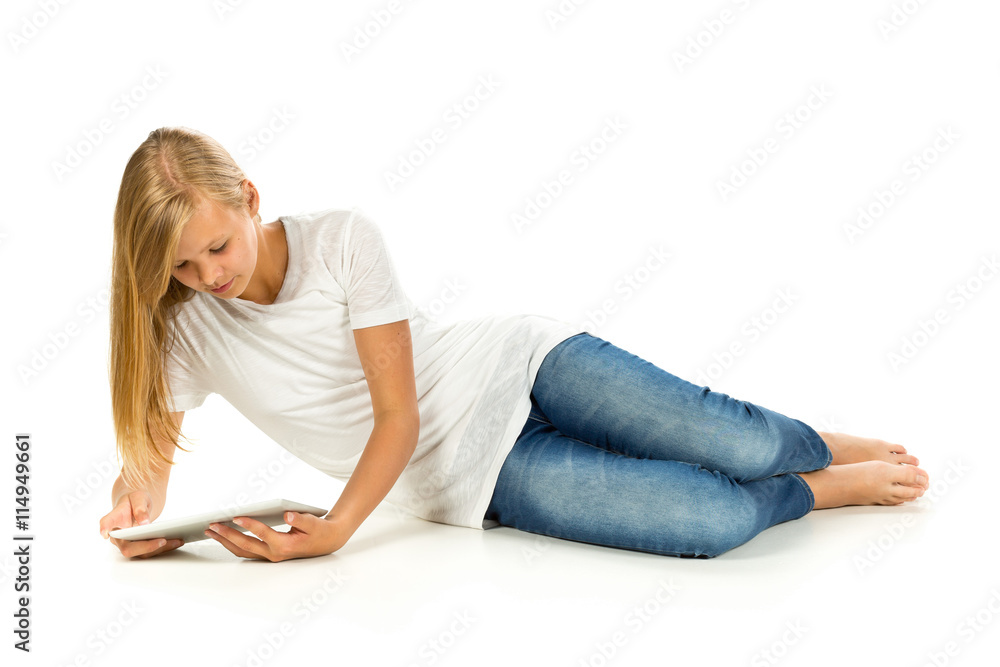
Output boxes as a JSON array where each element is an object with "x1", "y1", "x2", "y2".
[{"x1": 206, "y1": 527, "x2": 266, "y2": 560}]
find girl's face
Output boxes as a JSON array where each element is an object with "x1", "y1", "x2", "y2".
[{"x1": 171, "y1": 198, "x2": 258, "y2": 299}]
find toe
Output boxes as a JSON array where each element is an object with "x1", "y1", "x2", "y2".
[
  {"x1": 892, "y1": 484, "x2": 923, "y2": 502},
  {"x1": 892, "y1": 463, "x2": 928, "y2": 488},
  {"x1": 886, "y1": 441, "x2": 908, "y2": 454}
]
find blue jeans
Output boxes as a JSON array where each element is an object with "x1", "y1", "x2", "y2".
[{"x1": 484, "y1": 333, "x2": 832, "y2": 558}]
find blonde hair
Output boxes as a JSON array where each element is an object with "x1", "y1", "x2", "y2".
[{"x1": 108, "y1": 126, "x2": 261, "y2": 490}]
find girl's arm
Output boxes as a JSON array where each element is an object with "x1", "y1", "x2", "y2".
[
  {"x1": 100, "y1": 412, "x2": 186, "y2": 558},
  {"x1": 109, "y1": 411, "x2": 183, "y2": 523},
  {"x1": 324, "y1": 318, "x2": 420, "y2": 538},
  {"x1": 205, "y1": 320, "x2": 420, "y2": 560}
]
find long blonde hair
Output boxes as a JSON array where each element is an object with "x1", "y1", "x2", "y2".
[{"x1": 109, "y1": 126, "x2": 261, "y2": 490}]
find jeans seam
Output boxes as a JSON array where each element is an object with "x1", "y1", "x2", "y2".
[
  {"x1": 525, "y1": 415, "x2": 623, "y2": 457},
  {"x1": 525, "y1": 525, "x2": 713, "y2": 559},
  {"x1": 788, "y1": 472, "x2": 816, "y2": 514},
  {"x1": 799, "y1": 418, "x2": 833, "y2": 469}
]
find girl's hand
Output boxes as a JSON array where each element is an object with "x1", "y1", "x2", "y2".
[
  {"x1": 204, "y1": 511, "x2": 349, "y2": 562},
  {"x1": 99, "y1": 490, "x2": 184, "y2": 558}
]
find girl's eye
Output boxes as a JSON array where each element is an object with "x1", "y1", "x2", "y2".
[{"x1": 174, "y1": 243, "x2": 227, "y2": 270}]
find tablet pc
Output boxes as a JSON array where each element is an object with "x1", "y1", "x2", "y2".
[{"x1": 108, "y1": 498, "x2": 328, "y2": 544}]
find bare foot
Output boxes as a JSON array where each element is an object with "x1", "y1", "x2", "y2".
[
  {"x1": 816, "y1": 431, "x2": 919, "y2": 466},
  {"x1": 798, "y1": 461, "x2": 929, "y2": 509}
]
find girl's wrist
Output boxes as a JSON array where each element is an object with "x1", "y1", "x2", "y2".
[
  {"x1": 322, "y1": 511, "x2": 358, "y2": 537},
  {"x1": 320, "y1": 513, "x2": 355, "y2": 552}
]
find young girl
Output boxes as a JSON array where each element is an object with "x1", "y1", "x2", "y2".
[{"x1": 99, "y1": 126, "x2": 930, "y2": 562}]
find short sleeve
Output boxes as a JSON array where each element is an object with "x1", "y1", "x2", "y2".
[
  {"x1": 340, "y1": 208, "x2": 413, "y2": 329},
  {"x1": 163, "y1": 329, "x2": 210, "y2": 412}
]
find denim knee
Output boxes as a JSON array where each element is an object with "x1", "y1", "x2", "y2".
[
  {"x1": 643, "y1": 484, "x2": 762, "y2": 558},
  {"x1": 722, "y1": 405, "x2": 830, "y2": 482}
]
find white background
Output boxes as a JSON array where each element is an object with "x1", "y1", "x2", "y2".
[{"x1": 2, "y1": 1, "x2": 998, "y2": 665}]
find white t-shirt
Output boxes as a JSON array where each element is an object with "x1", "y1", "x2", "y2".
[{"x1": 164, "y1": 207, "x2": 584, "y2": 529}]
